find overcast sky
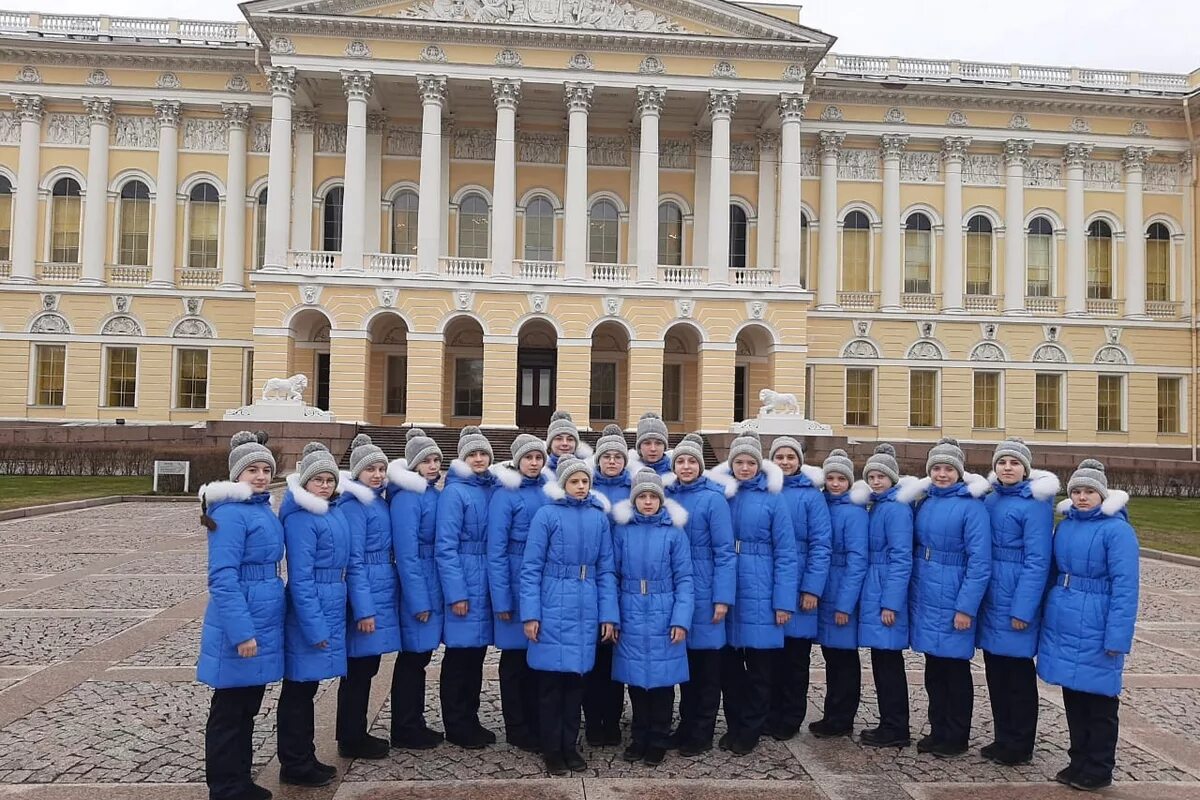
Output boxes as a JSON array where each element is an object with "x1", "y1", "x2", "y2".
[{"x1": 21, "y1": 0, "x2": 1197, "y2": 74}]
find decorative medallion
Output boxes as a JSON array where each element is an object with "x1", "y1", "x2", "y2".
[
  {"x1": 101, "y1": 315, "x2": 143, "y2": 336},
  {"x1": 819, "y1": 105, "x2": 843, "y2": 121},
  {"x1": 17, "y1": 65, "x2": 40, "y2": 83},
  {"x1": 843, "y1": 339, "x2": 879, "y2": 359},
  {"x1": 1070, "y1": 117, "x2": 1091, "y2": 133},
  {"x1": 156, "y1": 72, "x2": 181, "y2": 89},
  {"x1": 676, "y1": 298, "x2": 694, "y2": 319},
  {"x1": 113, "y1": 295, "x2": 131, "y2": 313},
  {"x1": 529, "y1": 293, "x2": 548, "y2": 313},
  {"x1": 747, "y1": 301, "x2": 766, "y2": 320},
  {"x1": 377, "y1": 287, "x2": 396, "y2": 308},
  {"x1": 85, "y1": 69, "x2": 111, "y2": 87},
  {"x1": 346, "y1": 40, "x2": 371, "y2": 58},
  {"x1": 947, "y1": 109, "x2": 969, "y2": 127},
  {"x1": 1129, "y1": 120, "x2": 1150, "y2": 137},
  {"x1": 226, "y1": 74, "x2": 250, "y2": 92},
  {"x1": 604, "y1": 296, "x2": 622, "y2": 316},
  {"x1": 1008, "y1": 113, "x2": 1031, "y2": 130},
  {"x1": 1095, "y1": 346, "x2": 1128, "y2": 365},
  {"x1": 30, "y1": 312, "x2": 70, "y2": 334},
  {"x1": 495, "y1": 48, "x2": 522, "y2": 67},
  {"x1": 184, "y1": 297, "x2": 202, "y2": 315},
  {"x1": 173, "y1": 318, "x2": 214, "y2": 338},
  {"x1": 970, "y1": 342, "x2": 1005, "y2": 362},
  {"x1": 711, "y1": 61, "x2": 737, "y2": 79},
  {"x1": 41, "y1": 293, "x2": 60, "y2": 311},
  {"x1": 638, "y1": 55, "x2": 665, "y2": 75},
  {"x1": 300, "y1": 285, "x2": 321, "y2": 305},
  {"x1": 269, "y1": 36, "x2": 295, "y2": 54},
  {"x1": 908, "y1": 341, "x2": 943, "y2": 360},
  {"x1": 884, "y1": 107, "x2": 906, "y2": 124},
  {"x1": 1032, "y1": 343, "x2": 1067, "y2": 363},
  {"x1": 455, "y1": 290, "x2": 474, "y2": 311},
  {"x1": 567, "y1": 52, "x2": 594, "y2": 70},
  {"x1": 781, "y1": 64, "x2": 805, "y2": 82},
  {"x1": 419, "y1": 44, "x2": 447, "y2": 63}
]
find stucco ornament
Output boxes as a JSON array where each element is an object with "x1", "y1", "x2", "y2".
[
  {"x1": 843, "y1": 339, "x2": 879, "y2": 359},
  {"x1": 262, "y1": 374, "x2": 308, "y2": 402},
  {"x1": 759, "y1": 389, "x2": 800, "y2": 416},
  {"x1": 102, "y1": 315, "x2": 143, "y2": 336},
  {"x1": 30, "y1": 313, "x2": 69, "y2": 334},
  {"x1": 404, "y1": 0, "x2": 685, "y2": 32}
]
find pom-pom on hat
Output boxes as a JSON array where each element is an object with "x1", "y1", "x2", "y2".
[
  {"x1": 635, "y1": 411, "x2": 669, "y2": 449},
  {"x1": 822, "y1": 448, "x2": 856, "y2": 482},
  {"x1": 671, "y1": 433, "x2": 706, "y2": 469},
  {"x1": 631, "y1": 468, "x2": 666, "y2": 502},
  {"x1": 727, "y1": 430, "x2": 763, "y2": 467},
  {"x1": 510, "y1": 433, "x2": 546, "y2": 465},
  {"x1": 594, "y1": 424, "x2": 628, "y2": 463},
  {"x1": 296, "y1": 442, "x2": 339, "y2": 487},
  {"x1": 546, "y1": 410, "x2": 580, "y2": 448},
  {"x1": 457, "y1": 425, "x2": 493, "y2": 461},
  {"x1": 992, "y1": 436, "x2": 1032, "y2": 476},
  {"x1": 349, "y1": 433, "x2": 388, "y2": 478},
  {"x1": 404, "y1": 427, "x2": 442, "y2": 468},
  {"x1": 228, "y1": 430, "x2": 276, "y2": 482},
  {"x1": 768, "y1": 436, "x2": 805, "y2": 463},
  {"x1": 926, "y1": 436, "x2": 965, "y2": 477},
  {"x1": 863, "y1": 442, "x2": 900, "y2": 484},
  {"x1": 1067, "y1": 458, "x2": 1109, "y2": 500},
  {"x1": 555, "y1": 454, "x2": 591, "y2": 487}
]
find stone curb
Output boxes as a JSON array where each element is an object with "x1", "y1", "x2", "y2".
[
  {"x1": 0, "y1": 494, "x2": 191, "y2": 522},
  {"x1": 1140, "y1": 547, "x2": 1200, "y2": 568}
]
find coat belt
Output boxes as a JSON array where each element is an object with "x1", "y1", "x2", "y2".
[
  {"x1": 620, "y1": 577, "x2": 672, "y2": 595},
  {"x1": 313, "y1": 567, "x2": 346, "y2": 583},
  {"x1": 916, "y1": 546, "x2": 967, "y2": 566},
  {"x1": 734, "y1": 540, "x2": 772, "y2": 555},
  {"x1": 363, "y1": 549, "x2": 394, "y2": 565},
  {"x1": 457, "y1": 542, "x2": 487, "y2": 555},
  {"x1": 992, "y1": 545, "x2": 1025, "y2": 563},
  {"x1": 238, "y1": 562, "x2": 280, "y2": 581},
  {"x1": 544, "y1": 563, "x2": 592, "y2": 580},
  {"x1": 1055, "y1": 573, "x2": 1111, "y2": 593}
]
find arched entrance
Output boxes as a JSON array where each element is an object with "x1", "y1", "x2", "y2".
[
  {"x1": 288, "y1": 309, "x2": 332, "y2": 410},
  {"x1": 443, "y1": 315, "x2": 485, "y2": 424},
  {"x1": 735, "y1": 324, "x2": 776, "y2": 424},
  {"x1": 590, "y1": 321, "x2": 630, "y2": 427},
  {"x1": 662, "y1": 323, "x2": 701, "y2": 432},
  {"x1": 516, "y1": 318, "x2": 558, "y2": 428},
  {"x1": 368, "y1": 313, "x2": 409, "y2": 424}
]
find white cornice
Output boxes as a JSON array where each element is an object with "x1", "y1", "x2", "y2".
[
  {"x1": 0, "y1": 43, "x2": 257, "y2": 73},
  {"x1": 0, "y1": 82, "x2": 271, "y2": 108}
]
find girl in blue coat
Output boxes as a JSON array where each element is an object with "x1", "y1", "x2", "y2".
[
  {"x1": 665, "y1": 433, "x2": 736, "y2": 755},
  {"x1": 810, "y1": 449, "x2": 869, "y2": 738},
  {"x1": 1039, "y1": 460, "x2": 1139, "y2": 792},
  {"x1": 521, "y1": 456, "x2": 618, "y2": 775},
  {"x1": 544, "y1": 409, "x2": 593, "y2": 472},
  {"x1": 487, "y1": 433, "x2": 552, "y2": 752},
  {"x1": 628, "y1": 411, "x2": 672, "y2": 475},
  {"x1": 716, "y1": 431, "x2": 798, "y2": 756},
  {"x1": 612, "y1": 470, "x2": 694, "y2": 767},
  {"x1": 765, "y1": 435, "x2": 832, "y2": 742},
  {"x1": 435, "y1": 426, "x2": 498, "y2": 749},
  {"x1": 278, "y1": 444, "x2": 352, "y2": 788},
  {"x1": 900, "y1": 437, "x2": 991, "y2": 758},
  {"x1": 857, "y1": 444, "x2": 915, "y2": 748},
  {"x1": 592, "y1": 424, "x2": 633, "y2": 508},
  {"x1": 979, "y1": 437, "x2": 1057, "y2": 766},
  {"x1": 198, "y1": 432, "x2": 284, "y2": 800},
  {"x1": 388, "y1": 429, "x2": 445, "y2": 749},
  {"x1": 334, "y1": 434, "x2": 399, "y2": 760}
]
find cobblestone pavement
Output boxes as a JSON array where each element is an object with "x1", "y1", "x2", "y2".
[{"x1": 0, "y1": 501, "x2": 1198, "y2": 800}]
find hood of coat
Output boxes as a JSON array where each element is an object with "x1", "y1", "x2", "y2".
[
  {"x1": 387, "y1": 458, "x2": 429, "y2": 494},
  {"x1": 281, "y1": 472, "x2": 333, "y2": 518},
  {"x1": 790, "y1": 463, "x2": 825, "y2": 489},
  {"x1": 987, "y1": 468, "x2": 1061, "y2": 502},
  {"x1": 545, "y1": 439, "x2": 594, "y2": 460},
  {"x1": 593, "y1": 469, "x2": 631, "y2": 488},
  {"x1": 700, "y1": 468, "x2": 738, "y2": 499},
  {"x1": 848, "y1": 480, "x2": 872, "y2": 506},
  {"x1": 626, "y1": 448, "x2": 672, "y2": 476},
  {"x1": 198, "y1": 480, "x2": 253, "y2": 511},
  {"x1": 870, "y1": 481, "x2": 905, "y2": 504},
  {"x1": 447, "y1": 458, "x2": 497, "y2": 487},
  {"x1": 337, "y1": 470, "x2": 378, "y2": 505},
  {"x1": 612, "y1": 497, "x2": 688, "y2": 527},
  {"x1": 1056, "y1": 489, "x2": 1130, "y2": 519},
  {"x1": 542, "y1": 481, "x2": 611, "y2": 512}
]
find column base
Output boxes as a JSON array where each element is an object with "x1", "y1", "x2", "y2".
[
  {"x1": 77, "y1": 277, "x2": 106, "y2": 287},
  {"x1": 145, "y1": 280, "x2": 176, "y2": 289},
  {"x1": 6, "y1": 275, "x2": 34, "y2": 284},
  {"x1": 1123, "y1": 313, "x2": 1150, "y2": 321},
  {"x1": 258, "y1": 265, "x2": 288, "y2": 274},
  {"x1": 814, "y1": 303, "x2": 842, "y2": 311},
  {"x1": 1002, "y1": 308, "x2": 1031, "y2": 316},
  {"x1": 880, "y1": 305, "x2": 904, "y2": 313},
  {"x1": 216, "y1": 283, "x2": 245, "y2": 292},
  {"x1": 1065, "y1": 309, "x2": 1088, "y2": 317},
  {"x1": 943, "y1": 306, "x2": 967, "y2": 314}
]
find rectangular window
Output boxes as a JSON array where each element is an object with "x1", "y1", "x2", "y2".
[
  {"x1": 243, "y1": 350, "x2": 254, "y2": 408},
  {"x1": 903, "y1": 229, "x2": 931, "y2": 293},
  {"x1": 453, "y1": 358, "x2": 483, "y2": 417},
  {"x1": 909, "y1": 369, "x2": 937, "y2": 428},
  {"x1": 176, "y1": 348, "x2": 209, "y2": 410},
  {"x1": 845, "y1": 367, "x2": 873, "y2": 426},
  {"x1": 841, "y1": 228, "x2": 870, "y2": 292},
  {"x1": 965, "y1": 231, "x2": 992, "y2": 295},
  {"x1": 386, "y1": 355, "x2": 407, "y2": 415},
  {"x1": 973, "y1": 371, "x2": 1000, "y2": 429},
  {"x1": 1026, "y1": 233, "x2": 1052, "y2": 297},
  {"x1": 1147, "y1": 237, "x2": 1170, "y2": 302},
  {"x1": 1097, "y1": 374, "x2": 1124, "y2": 433},
  {"x1": 51, "y1": 195, "x2": 82, "y2": 263},
  {"x1": 0, "y1": 192, "x2": 13, "y2": 261},
  {"x1": 733, "y1": 365, "x2": 747, "y2": 422},
  {"x1": 105, "y1": 347, "x2": 137, "y2": 408},
  {"x1": 1158, "y1": 376, "x2": 1181, "y2": 434},
  {"x1": 1087, "y1": 237, "x2": 1112, "y2": 299},
  {"x1": 188, "y1": 202, "x2": 220, "y2": 269},
  {"x1": 34, "y1": 344, "x2": 66, "y2": 406},
  {"x1": 589, "y1": 361, "x2": 617, "y2": 421},
  {"x1": 663, "y1": 363, "x2": 683, "y2": 423},
  {"x1": 1035, "y1": 373, "x2": 1062, "y2": 432},
  {"x1": 118, "y1": 198, "x2": 151, "y2": 266}
]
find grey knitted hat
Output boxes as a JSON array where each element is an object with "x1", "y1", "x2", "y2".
[
  {"x1": 727, "y1": 431, "x2": 763, "y2": 466},
  {"x1": 349, "y1": 433, "x2": 388, "y2": 478},
  {"x1": 228, "y1": 431, "x2": 276, "y2": 482},
  {"x1": 1067, "y1": 458, "x2": 1108, "y2": 499},
  {"x1": 296, "y1": 442, "x2": 338, "y2": 487},
  {"x1": 822, "y1": 448, "x2": 856, "y2": 482},
  {"x1": 457, "y1": 425, "x2": 493, "y2": 461},
  {"x1": 635, "y1": 411, "x2": 669, "y2": 449},
  {"x1": 546, "y1": 410, "x2": 580, "y2": 448},
  {"x1": 631, "y1": 468, "x2": 665, "y2": 502},
  {"x1": 863, "y1": 442, "x2": 900, "y2": 484},
  {"x1": 768, "y1": 436, "x2": 805, "y2": 462},
  {"x1": 671, "y1": 433, "x2": 706, "y2": 469},
  {"x1": 404, "y1": 427, "x2": 442, "y2": 467},
  {"x1": 992, "y1": 436, "x2": 1032, "y2": 475},
  {"x1": 555, "y1": 455, "x2": 591, "y2": 487},
  {"x1": 926, "y1": 436, "x2": 965, "y2": 477},
  {"x1": 301, "y1": 441, "x2": 327, "y2": 459},
  {"x1": 511, "y1": 433, "x2": 546, "y2": 465},
  {"x1": 593, "y1": 424, "x2": 628, "y2": 463}
]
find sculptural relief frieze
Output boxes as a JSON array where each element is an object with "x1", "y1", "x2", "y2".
[
  {"x1": 518, "y1": 132, "x2": 564, "y2": 164},
  {"x1": 1084, "y1": 160, "x2": 1121, "y2": 191},
  {"x1": 453, "y1": 128, "x2": 496, "y2": 160},
  {"x1": 112, "y1": 115, "x2": 158, "y2": 149},
  {"x1": 659, "y1": 138, "x2": 692, "y2": 169},
  {"x1": 249, "y1": 121, "x2": 271, "y2": 153},
  {"x1": 403, "y1": 0, "x2": 686, "y2": 32},
  {"x1": 182, "y1": 118, "x2": 229, "y2": 151},
  {"x1": 1024, "y1": 157, "x2": 1063, "y2": 188},
  {"x1": 0, "y1": 111, "x2": 21, "y2": 144},
  {"x1": 962, "y1": 153, "x2": 1002, "y2": 186},
  {"x1": 730, "y1": 142, "x2": 756, "y2": 173},
  {"x1": 587, "y1": 135, "x2": 629, "y2": 167},
  {"x1": 317, "y1": 123, "x2": 347, "y2": 154},
  {"x1": 45, "y1": 114, "x2": 90, "y2": 146},
  {"x1": 900, "y1": 151, "x2": 939, "y2": 183},
  {"x1": 386, "y1": 126, "x2": 422, "y2": 157},
  {"x1": 1143, "y1": 162, "x2": 1181, "y2": 193},
  {"x1": 837, "y1": 148, "x2": 880, "y2": 181}
]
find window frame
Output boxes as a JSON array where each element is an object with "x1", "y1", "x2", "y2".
[
  {"x1": 1096, "y1": 373, "x2": 1126, "y2": 434},
  {"x1": 522, "y1": 195, "x2": 556, "y2": 262},
  {"x1": 908, "y1": 368, "x2": 939, "y2": 428},
  {"x1": 1145, "y1": 222, "x2": 1172, "y2": 302},
  {"x1": 101, "y1": 345, "x2": 139, "y2": 409},
  {"x1": 116, "y1": 180, "x2": 152, "y2": 267},
  {"x1": 657, "y1": 201, "x2": 683, "y2": 267},
  {"x1": 799, "y1": 213, "x2": 810, "y2": 287},
  {"x1": 253, "y1": 187, "x2": 268, "y2": 269},
  {"x1": 49, "y1": 176, "x2": 83, "y2": 264},
  {"x1": 728, "y1": 203, "x2": 749, "y2": 269},
  {"x1": 965, "y1": 214, "x2": 994, "y2": 296},
  {"x1": 587, "y1": 199, "x2": 620, "y2": 264},
  {"x1": 452, "y1": 356, "x2": 484, "y2": 418},
  {"x1": 662, "y1": 362, "x2": 684, "y2": 423},
  {"x1": 840, "y1": 210, "x2": 871, "y2": 292},
  {"x1": 589, "y1": 361, "x2": 618, "y2": 422},
  {"x1": 1026, "y1": 216, "x2": 1055, "y2": 297},
  {"x1": 186, "y1": 182, "x2": 221, "y2": 270},
  {"x1": 457, "y1": 193, "x2": 491, "y2": 259},
  {"x1": 321, "y1": 185, "x2": 345, "y2": 253},
  {"x1": 0, "y1": 173, "x2": 14, "y2": 262},
  {"x1": 173, "y1": 347, "x2": 211, "y2": 411},
  {"x1": 30, "y1": 343, "x2": 67, "y2": 407},
  {"x1": 1086, "y1": 219, "x2": 1115, "y2": 300},
  {"x1": 1157, "y1": 375, "x2": 1182, "y2": 434},
  {"x1": 972, "y1": 370, "x2": 1003, "y2": 430},
  {"x1": 903, "y1": 212, "x2": 933, "y2": 294},
  {"x1": 385, "y1": 353, "x2": 408, "y2": 416},
  {"x1": 1034, "y1": 372, "x2": 1064, "y2": 432},
  {"x1": 844, "y1": 366, "x2": 875, "y2": 427},
  {"x1": 390, "y1": 189, "x2": 419, "y2": 256}
]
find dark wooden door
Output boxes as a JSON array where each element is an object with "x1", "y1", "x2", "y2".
[{"x1": 517, "y1": 349, "x2": 555, "y2": 428}]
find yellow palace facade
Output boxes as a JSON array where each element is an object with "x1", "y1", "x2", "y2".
[{"x1": 0, "y1": 0, "x2": 1197, "y2": 455}]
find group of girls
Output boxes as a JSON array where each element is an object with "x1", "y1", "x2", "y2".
[{"x1": 196, "y1": 413, "x2": 1140, "y2": 799}]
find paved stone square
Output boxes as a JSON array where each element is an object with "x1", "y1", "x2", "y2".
[{"x1": 0, "y1": 500, "x2": 1198, "y2": 799}]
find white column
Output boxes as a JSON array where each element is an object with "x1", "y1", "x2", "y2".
[
  {"x1": 776, "y1": 94, "x2": 805, "y2": 288},
  {"x1": 290, "y1": 109, "x2": 316, "y2": 253},
  {"x1": 80, "y1": 96, "x2": 113, "y2": 286},
  {"x1": 263, "y1": 67, "x2": 295, "y2": 271},
  {"x1": 8, "y1": 94, "x2": 42, "y2": 283},
  {"x1": 755, "y1": 130, "x2": 778, "y2": 274},
  {"x1": 1003, "y1": 138, "x2": 1032, "y2": 314},
  {"x1": 707, "y1": 89, "x2": 737, "y2": 286},
  {"x1": 1182, "y1": 152, "x2": 1195, "y2": 321},
  {"x1": 218, "y1": 103, "x2": 250, "y2": 290},
  {"x1": 626, "y1": 124, "x2": 639, "y2": 264},
  {"x1": 341, "y1": 70, "x2": 372, "y2": 273},
  {"x1": 815, "y1": 130, "x2": 843, "y2": 308},
  {"x1": 940, "y1": 136, "x2": 971, "y2": 313},
  {"x1": 1064, "y1": 143, "x2": 1093, "y2": 316},
  {"x1": 440, "y1": 116, "x2": 451, "y2": 258},
  {"x1": 563, "y1": 82, "x2": 592, "y2": 281},
  {"x1": 879, "y1": 133, "x2": 907, "y2": 311},
  {"x1": 1123, "y1": 145, "x2": 1154, "y2": 319},
  {"x1": 149, "y1": 100, "x2": 181, "y2": 287},
  {"x1": 416, "y1": 76, "x2": 446, "y2": 274},
  {"x1": 691, "y1": 130, "x2": 711, "y2": 268},
  {"x1": 635, "y1": 86, "x2": 665, "y2": 283},
  {"x1": 365, "y1": 112, "x2": 385, "y2": 256},
  {"x1": 490, "y1": 78, "x2": 520, "y2": 278}
]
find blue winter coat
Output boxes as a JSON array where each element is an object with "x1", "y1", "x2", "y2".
[
  {"x1": 817, "y1": 485, "x2": 869, "y2": 650},
  {"x1": 488, "y1": 466, "x2": 552, "y2": 650},
  {"x1": 611, "y1": 500, "x2": 694, "y2": 688},
  {"x1": 436, "y1": 460, "x2": 497, "y2": 647},
  {"x1": 718, "y1": 462, "x2": 798, "y2": 650},
  {"x1": 629, "y1": 449, "x2": 672, "y2": 476},
  {"x1": 547, "y1": 441, "x2": 592, "y2": 473},
  {"x1": 904, "y1": 474, "x2": 993, "y2": 660},
  {"x1": 779, "y1": 465, "x2": 833, "y2": 640},
  {"x1": 858, "y1": 481, "x2": 914, "y2": 651},
  {"x1": 338, "y1": 474, "x2": 402, "y2": 658},
  {"x1": 592, "y1": 469, "x2": 632, "y2": 508},
  {"x1": 197, "y1": 482, "x2": 285, "y2": 689},
  {"x1": 280, "y1": 475, "x2": 352, "y2": 682},
  {"x1": 388, "y1": 459, "x2": 443, "y2": 654},
  {"x1": 519, "y1": 487, "x2": 619, "y2": 674},
  {"x1": 665, "y1": 474, "x2": 736, "y2": 650},
  {"x1": 1038, "y1": 491, "x2": 1139, "y2": 697},
  {"x1": 978, "y1": 470, "x2": 1058, "y2": 659}
]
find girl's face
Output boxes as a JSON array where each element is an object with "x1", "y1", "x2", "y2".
[
  {"x1": 930, "y1": 463, "x2": 959, "y2": 488},
  {"x1": 825, "y1": 473, "x2": 850, "y2": 495},
  {"x1": 866, "y1": 470, "x2": 893, "y2": 493},
  {"x1": 635, "y1": 491, "x2": 662, "y2": 515},
  {"x1": 238, "y1": 462, "x2": 273, "y2": 493},
  {"x1": 639, "y1": 439, "x2": 665, "y2": 463},
  {"x1": 519, "y1": 450, "x2": 545, "y2": 478},
  {"x1": 1071, "y1": 486, "x2": 1102, "y2": 510},
  {"x1": 306, "y1": 472, "x2": 337, "y2": 500},
  {"x1": 359, "y1": 462, "x2": 386, "y2": 489},
  {"x1": 418, "y1": 454, "x2": 442, "y2": 480},
  {"x1": 673, "y1": 453, "x2": 701, "y2": 483},
  {"x1": 565, "y1": 472, "x2": 591, "y2": 499},
  {"x1": 772, "y1": 447, "x2": 800, "y2": 476},
  {"x1": 466, "y1": 450, "x2": 491, "y2": 474},
  {"x1": 731, "y1": 455, "x2": 759, "y2": 481},
  {"x1": 599, "y1": 450, "x2": 626, "y2": 477},
  {"x1": 550, "y1": 434, "x2": 576, "y2": 457},
  {"x1": 995, "y1": 455, "x2": 1026, "y2": 486}
]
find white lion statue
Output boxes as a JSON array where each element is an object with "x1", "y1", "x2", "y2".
[
  {"x1": 262, "y1": 374, "x2": 309, "y2": 402},
  {"x1": 759, "y1": 388, "x2": 800, "y2": 416}
]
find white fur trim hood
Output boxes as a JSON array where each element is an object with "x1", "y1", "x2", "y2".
[
  {"x1": 1056, "y1": 489, "x2": 1130, "y2": 517},
  {"x1": 491, "y1": 463, "x2": 523, "y2": 490},
  {"x1": 964, "y1": 471, "x2": 992, "y2": 498},
  {"x1": 338, "y1": 470, "x2": 377, "y2": 504},
  {"x1": 198, "y1": 480, "x2": 252, "y2": 506},
  {"x1": 541, "y1": 480, "x2": 612, "y2": 513},
  {"x1": 987, "y1": 468, "x2": 1061, "y2": 502},
  {"x1": 286, "y1": 472, "x2": 331, "y2": 514},
  {"x1": 849, "y1": 480, "x2": 872, "y2": 506},
  {"x1": 894, "y1": 475, "x2": 921, "y2": 505},
  {"x1": 709, "y1": 460, "x2": 784, "y2": 494},
  {"x1": 387, "y1": 458, "x2": 429, "y2": 494},
  {"x1": 702, "y1": 468, "x2": 738, "y2": 499},
  {"x1": 612, "y1": 497, "x2": 688, "y2": 527},
  {"x1": 800, "y1": 463, "x2": 826, "y2": 486}
]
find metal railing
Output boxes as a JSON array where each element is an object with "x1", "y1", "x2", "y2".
[
  {"x1": 0, "y1": 11, "x2": 255, "y2": 44},
  {"x1": 290, "y1": 250, "x2": 339, "y2": 272},
  {"x1": 107, "y1": 264, "x2": 151, "y2": 285},
  {"x1": 837, "y1": 291, "x2": 879, "y2": 311},
  {"x1": 35, "y1": 261, "x2": 80, "y2": 282},
  {"x1": 516, "y1": 259, "x2": 561, "y2": 281},
  {"x1": 367, "y1": 253, "x2": 414, "y2": 275}
]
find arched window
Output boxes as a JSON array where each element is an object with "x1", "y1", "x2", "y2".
[
  {"x1": 841, "y1": 210, "x2": 870, "y2": 291},
  {"x1": 322, "y1": 186, "x2": 344, "y2": 252},
  {"x1": 1026, "y1": 216, "x2": 1054, "y2": 297},
  {"x1": 117, "y1": 181, "x2": 151, "y2": 266},
  {"x1": 524, "y1": 196, "x2": 555, "y2": 261},
  {"x1": 1146, "y1": 222, "x2": 1171, "y2": 302},
  {"x1": 1087, "y1": 220, "x2": 1113, "y2": 299},
  {"x1": 800, "y1": 213, "x2": 810, "y2": 286},
  {"x1": 457, "y1": 193, "x2": 490, "y2": 258},
  {"x1": 965, "y1": 215, "x2": 993, "y2": 295},
  {"x1": 254, "y1": 187, "x2": 268, "y2": 269},
  {"x1": 587, "y1": 199, "x2": 618, "y2": 264},
  {"x1": 729, "y1": 204, "x2": 748, "y2": 269},
  {"x1": 50, "y1": 177, "x2": 83, "y2": 263},
  {"x1": 187, "y1": 182, "x2": 220, "y2": 269},
  {"x1": 391, "y1": 190, "x2": 418, "y2": 255},
  {"x1": 903, "y1": 212, "x2": 932, "y2": 293},
  {"x1": 0, "y1": 174, "x2": 12, "y2": 262},
  {"x1": 657, "y1": 201, "x2": 683, "y2": 266}
]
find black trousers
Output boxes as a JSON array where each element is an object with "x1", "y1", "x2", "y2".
[
  {"x1": 870, "y1": 648, "x2": 910, "y2": 736},
  {"x1": 628, "y1": 685, "x2": 674, "y2": 749},
  {"x1": 924, "y1": 654, "x2": 973, "y2": 747},
  {"x1": 983, "y1": 650, "x2": 1038, "y2": 755},
  {"x1": 392, "y1": 650, "x2": 434, "y2": 738},
  {"x1": 205, "y1": 684, "x2": 266, "y2": 800},
  {"x1": 768, "y1": 636, "x2": 813, "y2": 733},
  {"x1": 537, "y1": 670, "x2": 584, "y2": 755},
  {"x1": 499, "y1": 649, "x2": 539, "y2": 740},
  {"x1": 440, "y1": 646, "x2": 488, "y2": 738},
  {"x1": 821, "y1": 645, "x2": 862, "y2": 729},
  {"x1": 1063, "y1": 687, "x2": 1121, "y2": 782},
  {"x1": 720, "y1": 646, "x2": 774, "y2": 740},
  {"x1": 583, "y1": 640, "x2": 624, "y2": 734},
  {"x1": 678, "y1": 648, "x2": 722, "y2": 743},
  {"x1": 336, "y1": 654, "x2": 380, "y2": 745},
  {"x1": 277, "y1": 679, "x2": 320, "y2": 771}
]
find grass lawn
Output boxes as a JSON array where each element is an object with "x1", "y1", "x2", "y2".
[
  {"x1": 1126, "y1": 497, "x2": 1200, "y2": 558},
  {"x1": 0, "y1": 476, "x2": 152, "y2": 511}
]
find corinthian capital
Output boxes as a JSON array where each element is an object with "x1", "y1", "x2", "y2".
[
  {"x1": 564, "y1": 82, "x2": 593, "y2": 113},
  {"x1": 12, "y1": 93, "x2": 43, "y2": 124},
  {"x1": 221, "y1": 102, "x2": 252, "y2": 131},
  {"x1": 417, "y1": 75, "x2": 447, "y2": 106},
  {"x1": 342, "y1": 70, "x2": 374, "y2": 102},
  {"x1": 756, "y1": 129, "x2": 780, "y2": 152},
  {"x1": 879, "y1": 133, "x2": 908, "y2": 160},
  {"x1": 82, "y1": 96, "x2": 113, "y2": 126},
  {"x1": 491, "y1": 78, "x2": 521, "y2": 110},
  {"x1": 367, "y1": 112, "x2": 388, "y2": 135},
  {"x1": 1122, "y1": 145, "x2": 1154, "y2": 171},
  {"x1": 267, "y1": 66, "x2": 296, "y2": 98},
  {"x1": 636, "y1": 86, "x2": 666, "y2": 118},
  {"x1": 1062, "y1": 142, "x2": 1093, "y2": 169},
  {"x1": 707, "y1": 89, "x2": 738, "y2": 120},
  {"x1": 293, "y1": 109, "x2": 317, "y2": 132},
  {"x1": 152, "y1": 100, "x2": 181, "y2": 128},
  {"x1": 940, "y1": 135, "x2": 972, "y2": 163},
  {"x1": 778, "y1": 93, "x2": 806, "y2": 123},
  {"x1": 818, "y1": 130, "x2": 845, "y2": 158},
  {"x1": 1003, "y1": 138, "x2": 1033, "y2": 167}
]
